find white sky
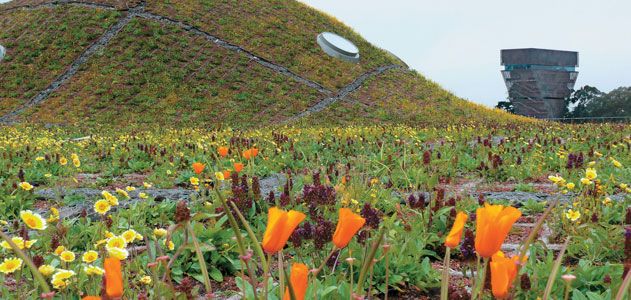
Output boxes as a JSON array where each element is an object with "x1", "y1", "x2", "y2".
[
  {"x1": 2, "y1": 0, "x2": 630, "y2": 107},
  {"x1": 300, "y1": 0, "x2": 631, "y2": 107}
]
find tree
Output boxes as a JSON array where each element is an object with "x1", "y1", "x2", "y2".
[
  {"x1": 495, "y1": 101, "x2": 514, "y2": 113},
  {"x1": 566, "y1": 85, "x2": 630, "y2": 118},
  {"x1": 564, "y1": 85, "x2": 605, "y2": 118}
]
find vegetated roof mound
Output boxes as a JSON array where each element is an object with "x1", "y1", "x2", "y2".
[{"x1": 0, "y1": 0, "x2": 530, "y2": 127}]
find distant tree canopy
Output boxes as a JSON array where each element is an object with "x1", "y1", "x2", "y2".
[
  {"x1": 496, "y1": 85, "x2": 630, "y2": 119},
  {"x1": 565, "y1": 86, "x2": 630, "y2": 118},
  {"x1": 495, "y1": 101, "x2": 514, "y2": 113}
]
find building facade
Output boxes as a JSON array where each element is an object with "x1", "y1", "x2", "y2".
[{"x1": 501, "y1": 48, "x2": 579, "y2": 119}]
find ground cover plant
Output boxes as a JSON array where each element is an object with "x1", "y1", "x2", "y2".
[{"x1": 0, "y1": 123, "x2": 629, "y2": 299}]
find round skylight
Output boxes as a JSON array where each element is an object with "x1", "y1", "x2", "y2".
[
  {"x1": 0, "y1": 45, "x2": 5, "y2": 61},
  {"x1": 317, "y1": 32, "x2": 359, "y2": 63}
]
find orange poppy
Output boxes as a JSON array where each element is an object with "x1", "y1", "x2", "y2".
[
  {"x1": 251, "y1": 148, "x2": 259, "y2": 157},
  {"x1": 223, "y1": 170, "x2": 231, "y2": 180},
  {"x1": 283, "y1": 263, "x2": 309, "y2": 300},
  {"x1": 234, "y1": 162, "x2": 244, "y2": 173},
  {"x1": 444, "y1": 212, "x2": 468, "y2": 248},
  {"x1": 332, "y1": 208, "x2": 366, "y2": 249},
  {"x1": 490, "y1": 251, "x2": 519, "y2": 299},
  {"x1": 242, "y1": 149, "x2": 252, "y2": 160},
  {"x1": 475, "y1": 204, "x2": 521, "y2": 258},
  {"x1": 104, "y1": 257, "x2": 123, "y2": 298},
  {"x1": 82, "y1": 297, "x2": 101, "y2": 300},
  {"x1": 262, "y1": 207, "x2": 306, "y2": 254},
  {"x1": 192, "y1": 162, "x2": 205, "y2": 175},
  {"x1": 218, "y1": 146, "x2": 229, "y2": 158}
]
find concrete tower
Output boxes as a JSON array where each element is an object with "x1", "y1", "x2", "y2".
[{"x1": 501, "y1": 48, "x2": 579, "y2": 119}]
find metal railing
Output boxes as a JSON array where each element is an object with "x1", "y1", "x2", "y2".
[{"x1": 542, "y1": 116, "x2": 631, "y2": 123}]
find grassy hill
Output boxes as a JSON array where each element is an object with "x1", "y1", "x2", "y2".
[{"x1": 0, "y1": 0, "x2": 529, "y2": 127}]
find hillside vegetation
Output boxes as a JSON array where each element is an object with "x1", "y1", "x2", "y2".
[{"x1": 0, "y1": 0, "x2": 528, "y2": 127}]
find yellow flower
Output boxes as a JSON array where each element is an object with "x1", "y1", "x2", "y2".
[
  {"x1": 84, "y1": 265, "x2": 105, "y2": 276},
  {"x1": 585, "y1": 168, "x2": 597, "y2": 180},
  {"x1": 39, "y1": 264, "x2": 55, "y2": 276},
  {"x1": 603, "y1": 197, "x2": 612, "y2": 206},
  {"x1": 122, "y1": 229, "x2": 141, "y2": 243},
  {"x1": 107, "y1": 246, "x2": 129, "y2": 260},
  {"x1": 621, "y1": 183, "x2": 629, "y2": 190},
  {"x1": 44, "y1": 173, "x2": 52, "y2": 178},
  {"x1": 215, "y1": 172, "x2": 225, "y2": 181},
  {"x1": 19, "y1": 182, "x2": 34, "y2": 191},
  {"x1": 47, "y1": 207, "x2": 59, "y2": 223},
  {"x1": 162, "y1": 240, "x2": 175, "y2": 251},
  {"x1": 588, "y1": 161, "x2": 596, "y2": 167},
  {"x1": 71, "y1": 153, "x2": 80, "y2": 168},
  {"x1": 116, "y1": 188, "x2": 129, "y2": 199},
  {"x1": 612, "y1": 159, "x2": 622, "y2": 168},
  {"x1": 51, "y1": 269, "x2": 75, "y2": 289},
  {"x1": 594, "y1": 151, "x2": 603, "y2": 157},
  {"x1": 0, "y1": 237, "x2": 33, "y2": 250},
  {"x1": 126, "y1": 186, "x2": 136, "y2": 191},
  {"x1": 35, "y1": 156, "x2": 45, "y2": 161},
  {"x1": 82, "y1": 250, "x2": 98, "y2": 263},
  {"x1": 154, "y1": 228, "x2": 167, "y2": 238},
  {"x1": 102, "y1": 191, "x2": 119, "y2": 205},
  {"x1": 139, "y1": 192, "x2": 148, "y2": 199},
  {"x1": 0, "y1": 258, "x2": 23, "y2": 274},
  {"x1": 106, "y1": 236, "x2": 128, "y2": 249},
  {"x1": 94, "y1": 239, "x2": 107, "y2": 248},
  {"x1": 565, "y1": 209, "x2": 581, "y2": 222},
  {"x1": 94, "y1": 199, "x2": 111, "y2": 215},
  {"x1": 566, "y1": 183, "x2": 575, "y2": 190},
  {"x1": 54, "y1": 246, "x2": 66, "y2": 256},
  {"x1": 143, "y1": 182, "x2": 152, "y2": 188},
  {"x1": 59, "y1": 250, "x2": 75, "y2": 262},
  {"x1": 190, "y1": 176, "x2": 200, "y2": 186},
  {"x1": 20, "y1": 210, "x2": 47, "y2": 230},
  {"x1": 59, "y1": 157, "x2": 68, "y2": 166},
  {"x1": 580, "y1": 178, "x2": 592, "y2": 185},
  {"x1": 548, "y1": 175, "x2": 563, "y2": 183},
  {"x1": 139, "y1": 275, "x2": 152, "y2": 285}
]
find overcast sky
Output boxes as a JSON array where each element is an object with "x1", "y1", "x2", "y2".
[{"x1": 300, "y1": 0, "x2": 631, "y2": 107}]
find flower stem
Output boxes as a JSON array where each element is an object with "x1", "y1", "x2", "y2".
[
  {"x1": 0, "y1": 230, "x2": 50, "y2": 293},
  {"x1": 186, "y1": 222, "x2": 212, "y2": 294},
  {"x1": 313, "y1": 247, "x2": 338, "y2": 277},
  {"x1": 440, "y1": 247, "x2": 451, "y2": 300}
]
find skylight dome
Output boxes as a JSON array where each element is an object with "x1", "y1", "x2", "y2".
[{"x1": 317, "y1": 32, "x2": 359, "y2": 63}]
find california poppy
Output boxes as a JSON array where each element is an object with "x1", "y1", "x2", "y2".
[
  {"x1": 262, "y1": 207, "x2": 306, "y2": 254},
  {"x1": 104, "y1": 257, "x2": 123, "y2": 298},
  {"x1": 192, "y1": 162, "x2": 205, "y2": 175},
  {"x1": 82, "y1": 297, "x2": 101, "y2": 300},
  {"x1": 283, "y1": 263, "x2": 309, "y2": 300},
  {"x1": 332, "y1": 208, "x2": 366, "y2": 249},
  {"x1": 243, "y1": 148, "x2": 259, "y2": 160},
  {"x1": 490, "y1": 251, "x2": 519, "y2": 299},
  {"x1": 444, "y1": 212, "x2": 468, "y2": 248},
  {"x1": 218, "y1": 146, "x2": 229, "y2": 158},
  {"x1": 475, "y1": 204, "x2": 521, "y2": 258},
  {"x1": 242, "y1": 149, "x2": 252, "y2": 160},
  {"x1": 234, "y1": 162, "x2": 244, "y2": 173},
  {"x1": 223, "y1": 170, "x2": 231, "y2": 180}
]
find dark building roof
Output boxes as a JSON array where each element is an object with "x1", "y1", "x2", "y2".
[{"x1": 501, "y1": 48, "x2": 579, "y2": 67}]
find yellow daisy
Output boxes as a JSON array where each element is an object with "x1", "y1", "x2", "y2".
[
  {"x1": 94, "y1": 199, "x2": 111, "y2": 215},
  {"x1": 82, "y1": 250, "x2": 98, "y2": 263},
  {"x1": 20, "y1": 210, "x2": 47, "y2": 230},
  {"x1": 19, "y1": 182, "x2": 34, "y2": 191},
  {"x1": 0, "y1": 257, "x2": 23, "y2": 274}
]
